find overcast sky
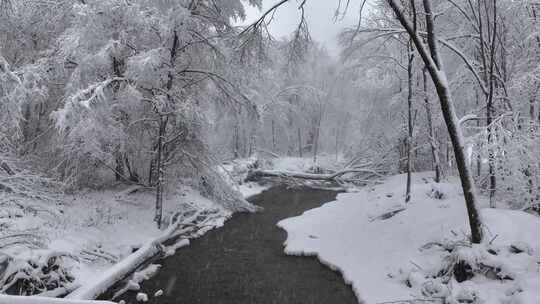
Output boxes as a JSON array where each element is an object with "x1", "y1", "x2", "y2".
[{"x1": 242, "y1": 0, "x2": 363, "y2": 55}]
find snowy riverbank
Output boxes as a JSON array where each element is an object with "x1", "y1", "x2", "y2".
[
  {"x1": 0, "y1": 184, "x2": 231, "y2": 299},
  {"x1": 0, "y1": 155, "x2": 319, "y2": 301},
  {"x1": 279, "y1": 173, "x2": 540, "y2": 304}
]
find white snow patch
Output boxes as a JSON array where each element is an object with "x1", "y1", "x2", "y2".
[
  {"x1": 163, "y1": 239, "x2": 190, "y2": 257},
  {"x1": 219, "y1": 158, "x2": 270, "y2": 199},
  {"x1": 1, "y1": 184, "x2": 229, "y2": 299},
  {"x1": 278, "y1": 172, "x2": 540, "y2": 303},
  {"x1": 237, "y1": 182, "x2": 269, "y2": 199},
  {"x1": 135, "y1": 292, "x2": 147, "y2": 302}
]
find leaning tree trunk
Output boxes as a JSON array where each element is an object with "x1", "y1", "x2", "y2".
[
  {"x1": 429, "y1": 59, "x2": 484, "y2": 245},
  {"x1": 387, "y1": 0, "x2": 484, "y2": 243}
]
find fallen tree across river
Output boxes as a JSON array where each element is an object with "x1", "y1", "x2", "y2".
[{"x1": 246, "y1": 168, "x2": 385, "y2": 185}]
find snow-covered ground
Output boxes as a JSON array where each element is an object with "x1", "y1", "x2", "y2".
[
  {"x1": 1, "y1": 153, "x2": 280, "y2": 301},
  {"x1": 279, "y1": 173, "x2": 540, "y2": 304},
  {"x1": 1, "y1": 154, "x2": 278, "y2": 301},
  {"x1": 0, "y1": 184, "x2": 230, "y2": 298},
  {"x1": 65, "y1": 186, "x2": 230, "y2": 286}
]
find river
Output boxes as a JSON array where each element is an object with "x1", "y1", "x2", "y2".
[{"x1": 116, "y1": 186, "x2": 358, "y2": 304}]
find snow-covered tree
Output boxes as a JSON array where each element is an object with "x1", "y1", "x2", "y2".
[{"x1": 50, "y1": 0, "x2": 262, "y2": 226}]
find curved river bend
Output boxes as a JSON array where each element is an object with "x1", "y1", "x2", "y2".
[{"x1": 117, "y1": 187, "x2": 358, "y2": 304}]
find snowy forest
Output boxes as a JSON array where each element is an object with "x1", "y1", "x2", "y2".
[{"x1": 0, "y1": 0, "x2": 539, "y2": 303}]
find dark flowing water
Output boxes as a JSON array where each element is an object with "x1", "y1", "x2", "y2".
[{"x1": 116, "y1": 187, "x2": 358, "y2": 304}]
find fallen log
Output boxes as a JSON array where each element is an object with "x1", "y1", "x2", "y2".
[
  {"x1": 66, "y1": 209, "x2": 222, "y2": 301},
  {"x1": 246, "y1": 169, "x2": 384, "y2": 183},
  {"x1": 0, "y1": 295, "x2": 114, "y2": 304},
  {"x1": 65, "y1": 241, "x2": 162, "y2": 301}
]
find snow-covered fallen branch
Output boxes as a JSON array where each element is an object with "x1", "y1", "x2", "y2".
[
  {"x1": 111, "y1": 264, "x2": 161, "y2": 300},
  {"x1": 0, "y1": 250, "x2": 76, "y2": 296},
  {"x1": 66, "y1": 209, "x2": 224, "y2": 300},
  {"x1": 34, "y1": 284, "x2": 81, "y2": 298},
  {"x1": 65, "y1": 239, "x2": 161, "y2": 300},
  {"x1": 0, "y1": 295, "x2": 114, "y2": 304},
  {"x1": 246, "y1": 168, "x2": 384, "y2": 184}
]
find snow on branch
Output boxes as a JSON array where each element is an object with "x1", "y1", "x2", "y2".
[
  {"x1": 345, "y1": 25, "x2": 488, "y2": 94},
  {"x1": 434, "y1": 37, "x2": 488, "y2": 95},
  {"x1": 65, "y1": 241, "x2": 161, "y2": 301},
  {"x1": 0, "y1": 295, "x2": 114, "y2": 304},
  {"x1": 239, "y1": 0, "x2": 293, "y2": 39},
  {"x1": 179, "y1": 69, "x2": 257, "y2": 116},
  {"x1": 246, "y1": 168, "x2": 384, "y2": 184},
  {"x1": 0, "y1": 55, "x2": 47, "y2": 145},
  {"x1": 458, "y1": 114, "x2": 478, "y2": 126},
  {"x1": 66, "y1": 208, "x2": 220, "y2": 300},
  {"x1": 65, "y1": 77, "x2": 127, "y2": 109}
]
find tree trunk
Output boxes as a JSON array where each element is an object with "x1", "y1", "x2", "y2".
[
  {"x1": 475, "y1": 90, "x2": 482, "y2": 177},
  {"x1": 486, "y1": 100, "x2": 496, "y2": 207},
  {"x1": 154, "y1": 116, "x2": 166, "y2": 229},
  {"x1": 297, "y1": 128, "x2": 302, "y2": 157},
  {"x1": 313, "y1": 106, "x2": 323, "y2": 165},
  {"x1": 430, "y1": 71, "x2": 484, "y2": 244},
  {"x1": 148, "y1": 157, "x2": 156, "y2": 186},
  {"x1": 248, "y1": 132, "x2": 254, "y2": 157},
  {"x1": 154, "y1": 30, "x2": 178, "y2": 229},
  {"x1": 124, "y1": 154, "x2": 139, "y2": 182},
  {"x1": 334, "y1": 126, "x2": 339, "y2": 162},
  {"x1": 405, "y1": 42, "x2": 414, "y2": 203},
  {"x1": 313, "y1": 126, "x2": 319, "y2": 165},
  {"x1": 476, "y1": 0, "x2": 498, "y2": 207},
  {"x1": 114, "y1": 154, "x2": 125, "y2": 182},
  {"x1": 233, "y1": 123, "x2": 240, "y2": 158},
  {"x1": 247, "y1": 168, "x2": 382, "y2": 183},
  {"x1": 271, "y1": 119, "x2": 276, "y2": 153},
  {"x1": 423, "y1": 67, "x2": 441, "y2": 183},
  {"x1": 387, "y1": 0, "x2": 484, "y2": 243},
  {"x1": 242, "y1": 123, "x2": 247, "y2": 157},
  {"x1": 486, "y1": 0, "x2": 498, "y2": 208}
]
